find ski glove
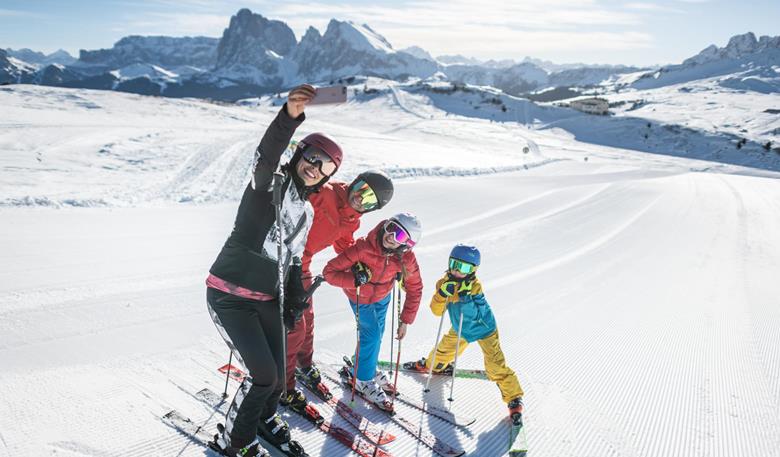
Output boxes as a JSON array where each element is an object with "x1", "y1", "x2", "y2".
[
  {"x1": 283, "y1": 302, "x2": 307, "y2": 330},
  {"x1": 283, "y1": 264, "x2": 310, "y2": 330},
  {"x1": 351, "y1": 262, "x2": 371, "y2": 287},
  {"x1": 437, "y1": 279, "x2": 474, "y2": 298},
  {"x1": 286, "y1": 264, "x2": 307, "y2": 302}
]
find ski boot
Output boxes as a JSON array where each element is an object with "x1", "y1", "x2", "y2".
[
  {"x1": 297, "y1": 364, "x2": 333, "y2": 400},
  {"x1": 339, "y1": 365, "x2": 394, "y2": 413},
  {"x1": 279, "y1": 387, "x2": 308, "y2": 413},
  {"x1": 508, "y1": 397, "x2": 524, "y2": 427},
  {"x1": 374, "y1": 370, "x2": 397, "y2": 395},
  {"x1": 355, "y1": 378, "x2": 394, "y2": 413},
  {"x1": 403, "y1": 358, "x2": 428, "y2": 373},
  {"x1": 210, "y1": 424, "x2": 269, "y2": 456},
  {"x1": 403, "y1": 358, "x2": 454, "y2": 374},
  {"x1": 256, "y1": 413, "x2": 309, "y2": 456},
  {"x1": 280, "y1": 387, "x2": 324, "y2": 426}
]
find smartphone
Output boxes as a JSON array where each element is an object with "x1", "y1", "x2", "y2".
[{"x1": 309, "y1": 85, "x2": 347, "y2": 105}]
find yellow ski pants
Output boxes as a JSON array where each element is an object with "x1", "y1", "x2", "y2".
[{"x1": 425, "y1": 328, "x2": 524, "y2": 403}]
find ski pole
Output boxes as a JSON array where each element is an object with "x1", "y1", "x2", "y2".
[
  {"x1": 271, "y1": 171, "x2": 287, "y2": 398},
  {"x1": 302, "y1": 274, "x2": 325, "y2": 302},
  {"x1": 222, "y1": 351, "x2": 233, "y2": 399},
  {"x1": 424, "y1": 305, "x2": 448, "y2": 393},
  {"x1": 447, "y1": 310, "x2": 465, "y2": 402},
  {"x1": 390, "y1": 273, "x2": 403, "y2": 408},
  {"x1": 389, "y1": 275, "x2": 396, "y2": 378},
  {"x1": 351, "y1": 285, "x2": 361, "y2": 405}
]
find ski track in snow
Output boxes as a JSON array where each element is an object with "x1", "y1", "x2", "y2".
[{"x1": 1, "y1": 85, "x2": 780, "y2": 457}]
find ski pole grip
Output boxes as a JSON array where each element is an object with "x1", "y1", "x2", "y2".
[
  {"x1": 302, "y1": 275, "x2": 325, "y2": 301},
  {"x1": 271, "y1": 171, "x2": 284, "y2": 206}
]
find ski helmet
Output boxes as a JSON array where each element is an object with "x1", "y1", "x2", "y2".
[
  {"x1": 450, "y1": 244, "x2": 481, "y2": 266},
  {"x1": 297, "y1": 132, "x2": 343, "y2": 169},
  {"x1": 349, "y1": 170, "x2": 394, "y2": 211},
  {"x1": 387, "y1": 212, "x2": 422, "y2": 247}
]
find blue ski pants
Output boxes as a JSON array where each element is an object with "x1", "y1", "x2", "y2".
[{"x1": 349, "y1": 293, "x2": 391, "y2": 381}]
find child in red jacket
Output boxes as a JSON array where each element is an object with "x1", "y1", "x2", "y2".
[
  {"x1": 283, "y1": 171, "x2": 394, "y2": 410},
  {"x1": 323, "y1": 213, "x2": 424, "y2": 410}
]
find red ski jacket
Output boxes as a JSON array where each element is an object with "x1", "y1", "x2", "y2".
[
  {"x1": 301, "y1": 181, "x2": 361, "y2": 275},
  {"x1": 323, "y1": 221, "x2": 423, "y2": 324}
]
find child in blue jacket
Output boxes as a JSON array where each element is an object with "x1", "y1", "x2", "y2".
[{"x1": 408, "y1": 244, "x2": 524, "y2": 426}]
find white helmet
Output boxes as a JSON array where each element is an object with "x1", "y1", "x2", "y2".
[{"x1": 388, "y1": 212, "x2": 422, "y2": 247}]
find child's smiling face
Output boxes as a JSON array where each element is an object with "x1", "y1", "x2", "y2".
[
  {"x1": 382, "y1": 231, "x2": 403, "y2": 250},
  {"x1": 449, "y1": 268, "x2": 467, "y2": 279}
]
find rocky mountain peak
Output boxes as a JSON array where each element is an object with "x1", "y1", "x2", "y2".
[{"x1": 216, "y1": 9, "x2": 296, "y2": 67}]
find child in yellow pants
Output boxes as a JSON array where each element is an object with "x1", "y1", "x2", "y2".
[{"x1": 409, "y1": 244, "x2": 524, "y2": 426}]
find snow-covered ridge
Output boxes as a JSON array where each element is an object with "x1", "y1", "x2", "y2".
[
  {"x1": 684, "y1": 32, "x2": 780, "y2": 66},
  {"x1": 2, "y1": 79, "x2": 778, "y2": 209},
  {"x1": 629, "y1": 32, "x2": 780, "y2": 92},
  {"x1": 79, "y1": 35, "x2": 219, "y2": 70}
]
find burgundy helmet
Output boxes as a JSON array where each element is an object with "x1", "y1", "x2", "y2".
[{"x1": 299, "y1": 132, "x2": 343, "y2": 170}]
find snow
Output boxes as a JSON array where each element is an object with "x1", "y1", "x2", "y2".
[
  {"x1": 337, "y1": 21, "x2": 396, "y2": 55},
  {"x1": 1, "y1": 83, "x2": 780, "y2": 457},
  {"x1": 111, "y1": 63, "x2": 180, "y2": 82},
  {"x1": 596, "y1": 77, "x2": 780, "y2": 148}
]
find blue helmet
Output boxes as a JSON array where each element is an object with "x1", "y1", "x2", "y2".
[{"x1": 450, "y1": 244, "x2": 481, "y2": 266}]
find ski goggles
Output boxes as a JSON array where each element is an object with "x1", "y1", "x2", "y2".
[
  {"x1": 449, "y1": 257, "x2": 477, "y2": 275},
  {"x1": 350, "y1": 179, "x2": 379, "y2": 211},
  {"x1": 301, "y1": 146, "x2": 337, "y2": 177},
  {"x1": 384, "y1": 220, "x2": 416, "y2": 247}
]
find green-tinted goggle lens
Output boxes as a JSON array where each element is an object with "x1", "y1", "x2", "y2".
[
  {"x1": 449, "y1": 258, "x2": 476, "y2": 275},
  {"x1": 352, "y1": 180, "x2": 379, "y2": 210}
]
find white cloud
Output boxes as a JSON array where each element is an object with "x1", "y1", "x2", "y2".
[
  {"x1": 120, "y1": 12, "x2": 230, "y2": 36},
  {"x1": 624, "y1": 2, "x2": 684, "y2": 13},
  {"x1": 103, "y1": 0, "x2": 660, "y2": 62},
  {"x1": 257, "y1": 0, "x2": 652, "y2": 60}
]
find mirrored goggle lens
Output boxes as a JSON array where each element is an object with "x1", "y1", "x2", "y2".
[
  {"x1": 385, "y1": 221, "x2": 415, "y2": 247},
  {"x1": 302, "y1": 147, "x2": 337, "y2": 176},
  {"x1": 352, "y1": 180, "x2": 379, "y2": 210},
  {"x1": 449, "y1": 258, "x2": 476, "y2": 275}
]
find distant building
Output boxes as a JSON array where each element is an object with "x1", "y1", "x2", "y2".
[{"x1": 569, "y1": 97, "x2": 609, "y2": 115}]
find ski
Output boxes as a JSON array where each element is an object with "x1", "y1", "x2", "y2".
[
  {"x1": 298, "y1": 379, "x2": 397, "y2": 446},
  {"x1": 508, "y1": 422, "x2": 528, "y2": 457},
  {"x1": 192, "y1": 388, "x2": 307, "y2": 457},
  {"x1": 217, "y1": 364, "x2": 395, "y2": 446},
  {"x1": 377, "y1": 359, "x2": 489, "y2": 380},
  {"x1": 285, "y1": 400, "x2": 393, "y2": 457},
  {"x1": 161, "y1": 409, "x2": 238, "y2": 455},
  {"x1": 387, "y1": 386, "x2": 476, "y2": 427},
  {"x1": 343, "y1": 356, "x2": 476, "y2": 427},
  {"x1": 319, "y1": 364, "x2": 465, "y2": 457}
]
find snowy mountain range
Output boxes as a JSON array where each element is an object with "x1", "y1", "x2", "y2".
[
  {"x1": 625, "y1": 32, "x2": 780, "y2": 93},
  {"x1": 2, "y1": 9, "x2": 778, "y2": 101}
]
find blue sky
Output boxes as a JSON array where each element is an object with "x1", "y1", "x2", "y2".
[{"x1": 1, "y1": 0, "x2": 778, "y2": 66}]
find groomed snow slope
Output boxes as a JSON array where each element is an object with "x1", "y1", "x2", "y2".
[{"x1": 1, "y1": 85, "x2": 779, "y2": 457}]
